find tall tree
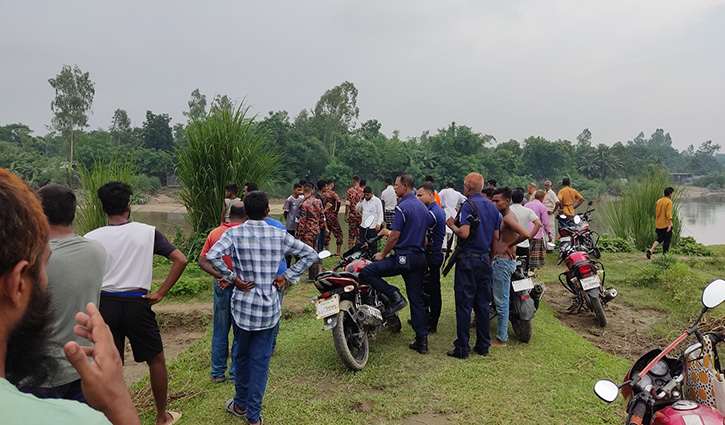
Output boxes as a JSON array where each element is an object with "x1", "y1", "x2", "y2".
[
  {"x1": 142, "y1": 111, "x2": 174, "y2": 151},
  {"x1": 109, "y1": 109, "x2": 131, "y2": 147},
  {"x1": 310, "y1": 81, "x2": 359, "y2": 157},
  {"x1": 183, "y1": 88, "x2": 208, "y2": 123},
  {"x1": 210, "y1": 94, "x2": 234, "y2": 114},
  {"x1": 48, "y1": 64, "x2": 95, "y2": 183}
]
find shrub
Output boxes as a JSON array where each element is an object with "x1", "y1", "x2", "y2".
[
  {"x1": 167, "y1": 277, "x2": 209, "y2": 297},
  {"x1": 660, "y1": 262, "x2": 699, "y2": 304},
  {"x1": 671, "y1": 236, "x2": 712, "y2": 257},
  {"x1": 598, "y1": 233, "x2": 635, "y2": 253},
  {"x1": 76, "y1": 159, "x2": 138, "y2": 235}
]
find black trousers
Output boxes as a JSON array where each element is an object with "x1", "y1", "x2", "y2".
[
  {"x1": 422, "y1": 251, "x2": 444, "y2": 329},
  {"x1": 453, "y1": 253, "x2": 493, "y2": 355},
  {"x1": 359, "y1": 227, "x2": 379, "y2": 252}
]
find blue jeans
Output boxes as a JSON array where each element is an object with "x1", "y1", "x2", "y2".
[
  {"x1": 492, "y1": 258, "x2": 517, "y2": 342},
  {"x1": 211, "y1": 282, "x2": 237, "y2": 380},
  {"x1": 270, "y1": 289, "x2": 284, "y2": 355},
  {"x1": 453, "y1": 253, "x2": 492, "y2": 355},
  {"x1": 232, "y1": 323, "x2": 275, "y2": 424},
  {"x1": 360, "y1": 251, "x2": 428, "y2": 336}
]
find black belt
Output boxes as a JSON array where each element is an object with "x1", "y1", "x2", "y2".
[{"x1": 459, "y1": 251, "x2": 489, "y2": 257}]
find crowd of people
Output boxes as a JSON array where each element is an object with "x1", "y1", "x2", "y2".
[{"x1": 1, "y1": 165, "x2": 592, "y2": 424}]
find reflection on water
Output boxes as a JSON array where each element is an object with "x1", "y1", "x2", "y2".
[{"x1": 132, "y1": 197, "x2": 725, "y2": 246}]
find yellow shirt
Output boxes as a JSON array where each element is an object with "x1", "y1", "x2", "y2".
[
  {"x1": 655, "y1": 197, "x2": 673, "y2": 229},
  {"x1": 557, "y1": 186, "x2": 583, "y2": 216}
]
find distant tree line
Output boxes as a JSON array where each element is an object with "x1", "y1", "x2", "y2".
[{"x1": 1, "y1": 65, "x2": 723, "y2": 198}]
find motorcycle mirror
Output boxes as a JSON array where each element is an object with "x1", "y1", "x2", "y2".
[
  {"x1": 363, "y1": 215, "x2": 375, "y2": 228},
  {"x1": 318, "y1": 250, "x2": 332, "y2": 260},
  {"x1": 574, "y1": 215, "x2": 582, "y2": 225},
  {"x1": 702, "y1": 279, "x2": 725, "y2": 309},
  {"x1": 683, "y1": 342, "x2": 703, "y2": 359},
  {"x1": 593, "y1": 380, "x2": 619, "y2": 403}
]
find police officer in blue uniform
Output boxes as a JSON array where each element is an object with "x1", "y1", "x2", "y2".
[
  {"x1": 416, "y1": 182, "x2": 446, "y2": 333},
  {"x1": 360, "y1": 174, "x2": 430, "y2": 354},
  {"x1": 445, "y1": 172, "x2": 501, "y2": 358}
]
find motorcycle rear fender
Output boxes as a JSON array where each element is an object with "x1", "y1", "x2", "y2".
[
  {"x1": 510, "y1": 290, "x2": 536, "y2": 320},
  {"x1": 586, "y1": 287, "x2": 602, "y2": 299},
  {"x1": 324, "y1": 300, "x2": 355, "y2": 331}
]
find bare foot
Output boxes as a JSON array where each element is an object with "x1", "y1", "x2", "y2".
[{"x1": 491, "y1": 338, "x2": 507, "y2": 347}]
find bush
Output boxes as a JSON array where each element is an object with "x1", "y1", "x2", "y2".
[
  {"x1": 671, "y1": 236, "x2": 712, "y2": 257},
  {"x1": 167, "y1": 276, "x2": 209, "y2": 297},
  {"x1": 76, "y1": 159, "x2": 138, "y2": 235},
  {"x1": 629, "y1": 254, "x2": 679, "y2": 288},
  {"x1": 598, "y1": 233, "x2": 635, "y2": 253},
  {"x1": 135, "y1": 174, "x2": 162, "y2": 194},
  {"x1": 660, "y1": 262, "x2": 699, "y2": 304}
]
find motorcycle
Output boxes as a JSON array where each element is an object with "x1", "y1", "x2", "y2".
[
  {"x1": 507, "y1": 255, "x2": 546, "y2": 343},
  {"x1": 594, "y1": 278, "x2": 725, "y2": 425},
  {"x1": 557, "y1": 201, "x2": 601, "y2": 259},
  {"x1": 311, "y1": 216, "x2": 401, "y2": 371},
  {"x1": 557, "y1": 242, "x2": 616, "y2": 327}
]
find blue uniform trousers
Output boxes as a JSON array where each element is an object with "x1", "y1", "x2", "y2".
[
  {"x1": 453, "y1": 253, "x2": 493, "y2": 355},
  {"x1": 360, "y1": 251, "x2": 428, "y2": 336}
]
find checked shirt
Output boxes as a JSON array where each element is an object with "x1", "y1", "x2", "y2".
[{"x1": 207, "y1": 220, "x2": 318, "y2": 331}]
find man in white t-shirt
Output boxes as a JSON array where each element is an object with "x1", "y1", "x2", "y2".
[
  {"x1": 510, "y1": 189, "x2": 541, "y2": 267},
  {"x1": 543, "y1": 180, "x2": 560, "y2": 251},
  {"x1": 85, "y1": 182, "x2": 187, "y2": 425},
  {"x1": 380, "y1": 177, "x2": 397, "y2": 227},
  {"x1": 438, "y1": 182, "x2": 467, "y2": 249},
  {"x1": 356, "y1": 186, "x2": 384, "y2": 251}
]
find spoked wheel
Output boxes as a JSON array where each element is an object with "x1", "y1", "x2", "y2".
[
  {"x1": 588, "y1": 294, "x2": 607, "y2": 327},
  {"x1": 510, "y1": 317, "x2": 533, "y2": 343},
  {"x1": 332, "y1": 310, "x2": 369, "y2": 370},
  {"x1": 584, "y1": 235, "x2": 601, "y2": 259}
]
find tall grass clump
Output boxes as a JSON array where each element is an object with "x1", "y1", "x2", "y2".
[
  {"x1": 76, "y1": 159, "x2": 138, "y2": 235},
  {"x1": 176, "y1": 103, "x2": 280, "y2": 234},
  {"x1": 602, "y1": 170, "x2": 682, "y2": 251}
]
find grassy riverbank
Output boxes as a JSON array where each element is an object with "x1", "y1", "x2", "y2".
[{"x1": 140, "y1": 247, "x2": 725, "y2": 424}]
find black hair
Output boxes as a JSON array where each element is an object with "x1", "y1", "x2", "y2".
[
  {"x1": 482, "y1": 187, "x2": 494, "y2": 198},
  {"x1": 360, "y1": 179, "x2": 367, "y2": 187},
  {"x1": 664, "y1": 187, "x2": 674, "y2": 196},
  {"x1": 425, "y1": 175, "x2": 434, "y2": 183},
  {"x1": 397, "y1": 174, "x2": 415, "y2": 189},
  {"x1": 511, "y1": 189, "x2": 525, "y2": 204},
  {"x1": 243, "y1": 191, "x2": 268, "y2": 220},
  {"x1": 493, "y1": 186, "x2": 512, "y2": 200},
  {"x1": 317, "y1": 179, "x2": 327, "y2": 191},
  {"x1": 384, "y1": 177, "x2": 393, "y2": 185},
  {"x1": 327, "y1": 178, "x2": 334, "y2": 184},
  {"x1": 293, "y1": 183, "x2": 302, "y2": 189},
  {"x1": 298, "y1": 179, "x2": 307, "y2": 186},
  {"x1": 562, "y1": 177, "x2": 571, "y2": 186},
  {"x1": 225, "y1": 183, "x2": 239, "y2": 195},
  {"x1": 419, "y1": 183, "x2": 435, "y2": 194},
  {"x1": 229, "y1": 203, "x2": 245, "y2": 219},
  {"x1": 245, "y1": 182, "x2": 258, "y2": 192},
  {"x1": 488, "y1": 179, "x2": 497, "y2": 187},
  {"x1": 363, "y1": 186, "x2": 373, "y2": 194},
  {"x1": 446, "y1": 182, "x2": 454, "y2": 188},
  {"x1": 352, "y1": 175, "x2": 360, "y2": 182},
  {"x1": 38, "y1": 184, "x2": 76, "y2": 226},
  {"x1": 97, "y1": 181, "x2": 132, "y2": 216}
]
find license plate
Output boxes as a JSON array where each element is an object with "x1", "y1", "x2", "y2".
[
  {"x1": 316, "y1": 294, "x2": 340, "y2": 319},
  {"x1": 580, "y1": 275, "x2": 600, "y2": 291},
  {"x1": 511, "y1": 278, "x2": 534, "y2": 292}
]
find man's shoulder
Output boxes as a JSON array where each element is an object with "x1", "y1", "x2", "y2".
[{"x1": 264, "y1": 217, "x2": 286, "y2": 230}]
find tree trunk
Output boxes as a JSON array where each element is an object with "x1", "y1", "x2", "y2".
[{"x1": 69, "y1": 129, "x2": 74, "y2": 186}]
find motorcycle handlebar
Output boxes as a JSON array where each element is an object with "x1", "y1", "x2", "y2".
[{"x1": 626, "y1": 399, "x2": 647, "y2": 425}]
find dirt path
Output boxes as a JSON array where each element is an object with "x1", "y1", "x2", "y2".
[
  {"x1": 123, "y1": 302, "x2": 212, "y2": 385},
  {"x1": 131, "y1": 189, "x2": 286, "y2": 215},
  {"x1": 544, "y1": 279, "x2": 668, "y2": 361}
]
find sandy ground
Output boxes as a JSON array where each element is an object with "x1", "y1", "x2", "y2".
[{"x1": 132, "y1": 190, "x2": 286, "y2": 215}]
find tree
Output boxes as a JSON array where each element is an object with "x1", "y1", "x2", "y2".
[
  {"x1": 109, "y1": 109, "x2": 131, "y2": 147},
  {"x1": 210, "y1": 94, "x2": 234, "y2": 114},
  {"x1": 142, "y1": 111, "x2": 174, "y2": 151},
  {"x1": 183, "y1": 89, "x2": 208, "y2": 123},
  {"x1": 48, "y1": 64, "x2": 95, "y2": 183},
  {"x1": 310, "y1": 81, "x2": 359, "y2": 156}
]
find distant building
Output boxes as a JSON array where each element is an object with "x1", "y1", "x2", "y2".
[{"x1": 669, "y1": 173, "x2": 693, "y2": 184}]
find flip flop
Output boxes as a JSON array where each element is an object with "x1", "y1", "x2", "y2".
[
  {"x1": 167, "y1": 409, "x2": 182, "y2": 425},
  {"x1": 225, "y1": 398, "x2": 247, "y2": 419}
]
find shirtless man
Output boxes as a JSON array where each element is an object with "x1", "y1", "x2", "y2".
[{"x1": 490, "y1": 186, "x2": 532, "y2": 347}]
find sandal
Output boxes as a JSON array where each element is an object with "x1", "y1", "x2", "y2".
[
  {"x1": 167, "y1": 409, "x2": 182, "y2": 425},
  {"x1": 225, "y1": 398, "x2": 247, "y2": 419}
]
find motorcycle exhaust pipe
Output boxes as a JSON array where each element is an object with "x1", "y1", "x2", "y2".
[
  {"x1": 530, "y1": 284, "x2": 545, "y2": 301},
  {"x1": 603, "y1": 287, "x2": 617, "y2": 302},
  {"x1": 355, "y1": 305, "x2": 383, "y2": 327}
]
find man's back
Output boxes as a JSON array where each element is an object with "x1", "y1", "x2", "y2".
[
  {"x1": 380, "y1": 185, "x2": 396, "y2": 210},
  {"x1": 45, "y1": 236, "x2": 106, "y2": 387},
  {"x1": 461, "y1": 194, "x2": 500, "y2": 253},
  {"x1": 439, "y1": 188, "x2": 466, "y2": 220},
  {"x1": 557, "y1": 186, "x2": 582, "y2": 216},
  {"x1": 655, "y1": 197, "x2": 673, "y2": 229},
  {"x1": 510, "y1": 204, "x2": 537, "y2": 248},
  {"x1": 85, "y1": 222, "x2": 155, "y2": 291}
]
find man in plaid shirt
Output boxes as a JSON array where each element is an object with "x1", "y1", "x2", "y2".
[{"x1": 207, "y1": 191, "x2": 317, "y2": 425}]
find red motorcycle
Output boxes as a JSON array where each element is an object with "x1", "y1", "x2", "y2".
[
  {"x1": 594, "y1": 278, "x2": 725, "y2": 424},
  {"x1": 558, "y1": 242, "x2": 616, "y2": 327},
  {"x1": 311, "y1": 227, "x2": 401, "y2": 371}
]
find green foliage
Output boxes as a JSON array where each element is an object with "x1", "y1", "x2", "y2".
[
  {"x1": 671, "y1": 236, "x2": 712, "y2": 256},
  {"x1": 602, "y1": 170, "x2": 682, "y2": 251},
  {"x1": 166, "y1": 276, "x2": 208, "y2": 297},
  {"x1": 598, "y1": 233, "x2": 635, "y2": 253},
  {"x1": 142, "y1": 110, "x2": 174, "y2": 151},
  {"x1": 699, "y1": 172, "x2": 725, "y2": 189},
  {"x1": 76, "y1": 159, "x2": 138, "y2": 235},
  {"x1": 176, "y1": 103, "x2": 280, "y2": 234},
  {"x1": 171, "y1": 225, "x2": 207, "y2": 261}
]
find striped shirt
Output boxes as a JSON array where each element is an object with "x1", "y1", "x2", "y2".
[{"x1": 207, "y1": 219, "x2": 318, "y2": 331}]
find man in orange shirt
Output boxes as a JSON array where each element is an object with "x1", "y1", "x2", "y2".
[
  {"x1": 647, "y1": 187, "x2": 674, "y2": 259},
  {"x1": 557, "y1": 177, "x2": 584, "y2": 216}
]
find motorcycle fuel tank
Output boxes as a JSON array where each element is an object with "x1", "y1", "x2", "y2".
[
  {"x1": 345, "y1": 259, "x2": 372, "y2": 273},
  {"x1": 652, "y1": 400, "x2": 725, "y2": 424}
]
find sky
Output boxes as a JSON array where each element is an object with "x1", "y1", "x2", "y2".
[{"x1": 2, "y1": 0, "x2": 724, "y2": 151}]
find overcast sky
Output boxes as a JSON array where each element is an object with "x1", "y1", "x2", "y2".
[{"x1": 2, "y1": 0, "x2": 724, "y2": 151}]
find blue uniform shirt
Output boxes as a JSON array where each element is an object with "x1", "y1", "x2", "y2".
[
  {"x1": 390, "y1": 193, "x2": 428, "y2": 252},
  {"x1": 265, "y1": 217, "x2": 288, "y2": 275},
  {"x1": 426, "y1": 202, "x2": 446, "y2": 252},
  {"x1": 459, "y1": 193, "x2": 501, "y2": 254}
]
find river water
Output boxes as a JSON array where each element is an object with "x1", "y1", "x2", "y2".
[{"x1": 133, "y1": 196, "x2": 725, "y2": 246}]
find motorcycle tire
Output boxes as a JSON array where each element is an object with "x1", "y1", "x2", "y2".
[
  {"x1": 332, "y1": 310, "x2": 369, "y2": 371},
  {"x1": 387, "y1": 314, "x2": 402, "y2": 333},
  {"x1": 588, "y1": 294, "x2": 607, "y2": 327},
  {"x1": 510, "y1": 317, "x2": 533, "y2": 343}
]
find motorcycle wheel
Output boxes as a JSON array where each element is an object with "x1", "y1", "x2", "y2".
[
  {"x1": 386, "y1": 314, "x2": 402, "y2": 333},
  {"x1": 585, "y1": 236, "x2": 601, "y2": 259},
  {"x1": 332, "y1": 310, "x2": 369, "y2": 371},
  {"x1": 510, "y1": 318, "x2": 533, "y2": 343},
  {"x1": 588, "y1": 294, "x2": 607, "y2": 327}
]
